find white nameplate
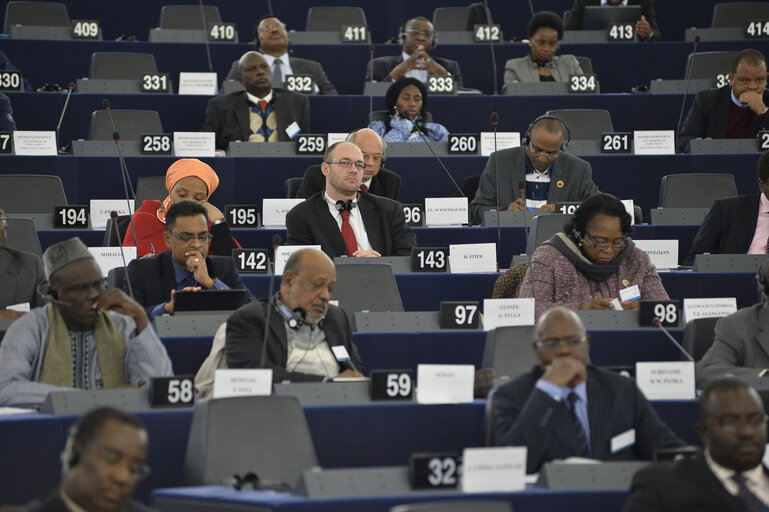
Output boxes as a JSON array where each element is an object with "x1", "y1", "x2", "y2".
[
  {"x1": 13, "y1": 131, "x2": 57, "y2": 155},
  {"x1": 633, "y1": 130, "x2": 675, "y2": 155},
  {"x1": 173, "y1": 132, "x2": 215, "y2": 157},
  {"x1": 262, "y1": 198, "x2": 304, "y2": 228},
  {"x1": 634, "y1": 240, "x2": 679, "y2": 269},
  {"x1": 326, "y1": 133, "x2": 348, "y2": 146},
  {"x1": 416, "y1": 364, "x2": 474, "y2": 404},
  {"x1": 449, "y1": 242, "x2": 497, "y2": 274},
  {"x1": 483, "y1": 298, "x2": 535, "y2": 330},
  {"x1": 274, "y1": 245, "x2": 321, "y2": 275},
  {"x1": 89, "y1": 199, "x2": 134, "y2": 229},
  {"x1": 212, "y1": 369, "x2": 272, "y2": 398},
  {"x1": 425, "y1": 197, "x2": 468, "y2": 226},
  {"x1": 87, "y1": 246, "x2": 137, "y2": 277},
  {"x1": 635, "y1": 361, "x2": 695, "y2": 400},
  {"x1": 480, "y1": 131, "x2": 520, "y2": 156},
  {"x1": 462, "y1": 446, "x2": 527, "y2": 493},
  {"x1": 177, "y1": 72, "x2": 218, "y2": 96},
  {"x1": 7, "y1": 302, "x2": 30, "y2": 312},
  {"x1": 683, "y1": 297, "x2": 737, "y2": 323}
]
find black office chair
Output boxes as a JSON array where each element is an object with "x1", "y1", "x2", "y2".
[
  {"x1": 526, "y1": 214, "x2": 570, "y2": 256},
  {"x1": 158, "y1": 4, "x2": 221, "y2": 29},
  {"x1": 432, "y1": 4, "x2": 491, "y2": 31},
  {"x1": 454, "y1": 175, "x2": 480, "y2": 199},
  {"x1": 546, "y1": 109, "x2": 613, "y2": 141},
  {"x1": 305, "y1": 6, "x2": 367, "y2": 31},
  {"x1": 711, "y1": 2, "x2": 769, "y2": 28},
  {"x1": 0, "y1": 175, "x2": 67, "y2": 214},
  {"x1": 103, "y1": 215, "x2": 132, "y2": 247},
  {"x1": 88, "y1": 110, "x2": 163, "y2": 140},
  {"x1": 90, "y1": 52, "x2": 159, "y2": 80},
  {"x1": 686, "y1": 51, "x2": 737, "y2": 80},
  {"x1": 3, "y1": 1, "x2": 69, "y2": 33},
  {"x1": 682, "y1": 316, "x2": 720, "y2": 361},
  {"x1": 657, "y1": 173, "x2": 738, "y2": 208},
  {"x1": 135, "y1": 176, "x2": 167, "y2": 204},
  {"x1": 283, "y1": 177, "x2": 304, "y2": 199},
  {"x1": 391, "y1": 501, "x2": 512, "y2": 512},
  {"x1": 481, "y1": 325, "x2": 538, "y2": 381},
  {"x1": 576, "y1": 56, "x2": 594, "y2": 74},
  {"x1": 4, "y1": 217, "x2": 42, "y2": 256},
  {"x1": 107, "y1": 267, "x2": 127, "y2": 291}
]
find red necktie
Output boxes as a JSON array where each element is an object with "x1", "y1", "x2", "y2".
[
  {"x1": 257, "y1": 100, "x2": 267, "y2": 111},
  {"x1": 359, "y1": 184, "x2": 368, "y2": 192},
  {"x1": 340, "y1": 210, "x2": 358, "y2": 257}
]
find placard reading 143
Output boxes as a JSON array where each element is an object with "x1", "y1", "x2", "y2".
[{"x1": 411, "y1": 247, "x2": 448, "y2": 272}]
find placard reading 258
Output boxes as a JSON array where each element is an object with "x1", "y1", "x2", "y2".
[{"x1": 141, "y1": 134, "x2": 172, "y2": 154}]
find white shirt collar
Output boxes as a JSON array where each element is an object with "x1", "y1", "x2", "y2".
[
  {"x1": 705, "y1": 449, "x2": 766, "y2": 493},
  {"x1": 261, "y1": 52, "x2": 289, "y2": 66},
  {"x1": 246, "y1": 90, "x2": 273, "y2": 104}
]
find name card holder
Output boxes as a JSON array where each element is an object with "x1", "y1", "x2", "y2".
[{"x1": 212, "y1": 369, "x2": 272, "y2": 398}]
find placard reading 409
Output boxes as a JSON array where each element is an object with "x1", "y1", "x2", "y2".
[
  {"x1": 71, "y1": 20, "x2": 100, "y2": 39},
  {"x1": 141, "y1": 134, "x2": 172, "y2": 154}
]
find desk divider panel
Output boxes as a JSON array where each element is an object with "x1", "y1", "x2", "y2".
[
  {"x1": 693, "y1": 254, "x2": 769, "y2": 273},
  {"x1": 274, "y1": 381, "x2": 379, "y2": 406},
  {"x1": 296, "y1": 466, "x2": 450, "y2": 498},
  {"x1": 690, "y1": 139, "x2": 762, "y2": 155},
  {"x1": 154, "y1": 312, "x2": 230, "y2": 337},
  {"x1": 334, "y1": 256, "x2": 413, "y2": 274},
  {"x1": 40, "y1": 388, "x2": 152, "y2": 414},
  {"x1": 649, "y1": 208, "x2": 709, "y2": 226},
  {"x1": 537, "y1": 461, "x2": 649, "y2": 490},
  {"x1": 354, "y1": 311, "x2": 445, "y2": 333},
  {"x1": 576, "y1": 310, "x2": 683, "y2": 330}
]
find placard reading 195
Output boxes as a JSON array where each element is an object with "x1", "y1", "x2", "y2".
[
  {"x1": 224, "y1": 205, "x2": 259, "y2": 227},
  {"x1": 0, "y1": 132, "x2": 12, "y2": 154},
  {"x1": 568, "y1": 74, "x2": 597, "y2": 93},
  {"x1": 141, "y1": 73, "x2": 170, "y2": 93},
  {"x1": 427, "y1": 75, "x2": 455, "y2": 94},
  {"x1": 473, "y1": 24, "x2": 502, "y2": 42},
  {"x1": 0, "y1": 71, "x2": 22, "y2": 91},
  {"x1": 208, "y1": 22, "x2": 236, "y2": 41},
  {"x1": 285, "y1": 74, "x2": 315, "y2": 94},
  {"x1": 745, "y1": 20, "x2": 769, "y2": 39},
  {"x1": 342, "y1": 25, "x2": 367, "y2": 42},
  {"x1": 601, "y1": 132, "x2": 632, "y2": 153},
  {"x1": 639, "y1": 300, "x2": 681, "y2": 327},
  {"x1": 409, "y1": 453, "x2": 460, "y2": 489},
  {"x1": 140, "y1": 134, "x2": 172, "y2": 154},
  {"x1": 54, "y1": 205, "x2": 89, "y2": 228},
  {"x1": 71, "y1": 20, "x2": 100, "y2": 39},
  {"x1": 402, "y1": 204, "x2": 424, "y2": 226},
  {"x1": 411, "y1": 247, "x2": 448, "y2": 272},
  {"x1": 150, "y1": 376, "x2": 195, "y2": 407},
  {"x1": 715, "y1": 73, "x2": 730, "y2": 88},
  {"x1": 759, "y1": 131, "x2": 769, "y2": 151},
  {"x1": 448, "y1": 134, "x2": 478, "y2": 154},
  {"x1": 233, "y1": 249, "x2": 269, "y2": 274},
  {"x1": 439, "y1": 301, "x2": 480, "y2": 329},
  {"x1": 370, "y1": 370, "x2": 414, "y2": 400},
  {"x1": 608, "y1": 23, "x2": 634, "y2": 41},
  {"x1": 555, "y1": 202, "x2": 581, "y2": 215},
  {"x1": 296, "y1": 134, "x2": 326, "y2": 154}
]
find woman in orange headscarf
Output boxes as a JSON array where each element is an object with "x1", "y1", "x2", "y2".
[{"x1": 123, "y1": 158, "x2": 240, "y2": 257}]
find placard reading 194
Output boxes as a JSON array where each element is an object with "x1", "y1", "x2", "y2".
[
  {"x1": 71, "y1": 20, "x2": 100, "y2": 39},
  {"x1": 760, "y1": 131, "x2": 769, "y2": 150},
  {"x1": 601, "y1": 132, "x2": 632, "y2": 153},
  {"x1": 473, "y1": 24, "x2": 501, "y2": 42},
  {"x1": 141, "y1": 73, "x2": 170, "y2": 93},
  {"x1": 296, "y1": 134, "x2": 325, "y2": 154},
  {"x1": 745, "y1": 20, "x2": 769, "y2": 39},
  {"x1": 208, "y1": 22, "x2": 236, "y2": 41},
  {"x1": 402, "y1": 204, "x2": 424, "y2": 226},
  {"x1": 0, "y1": 132, "x2": 12, "y2": 154},
  {"x1": 568, "y1": 74, "x2": 597, "y2": 93},
  {"x1": 411, "y1": 247, "x2": 448, "y2": 272},
  {"x1": 233, "y1": 249, "x2": 269, "y2": 274},
  {"x1": 427, "y1": 75, "x2": 455, "y2": 94},
  {"x1": 608, "y1": 23, "x2": 634, "y2": 41},
  {"x1": 448, "y1": 134, "x2": 478, "y2": 154},
  {"x1": 224, "y1": 205, "x2": 259, "y2": 227},
  {"x1": 0, "y1": 71, "x2": 21, "y2": 91},
  {"x1": 141, "y1": 134, "x2": 172, "y2": 154},
  {"x1": 54, "y1": 205, "x2": 89, "y2": 228},
  {"x1": 285, "y1": 74, "x2": 314, "y2": 93},
  {"x1": 342, "y1": 25, "x2": 367, "y2": 42}
]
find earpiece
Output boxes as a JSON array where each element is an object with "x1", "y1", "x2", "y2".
[
  {"x1": 288, "y1": 308, "x2": 306, "y2": 329},
  {"x1": 60, "y1": 424, "x2": 80, "y2": 474},
  {"x1": 520, "y1": 115, "x2": 571, "y2": 152}
]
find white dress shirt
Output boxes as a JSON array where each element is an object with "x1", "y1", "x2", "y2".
[
  {"x1": 704, "y1": 449, "x2": 769, "y2": 506},
  {"x1": 323, "y1": 192, "x2": 372, "y2": 251}
]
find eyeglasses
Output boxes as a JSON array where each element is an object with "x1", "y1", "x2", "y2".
[
  {"x1": 167, "y1": 231, "x2": 213, "y2": 243},
  {"x1": 531, "y1": 38, "x2": 559, "y2": 49},
  {"x1": 406, "y1": 29, "x2": 433, "y2": 39},
  {"x1": 528, "y1": 142, "x2": 560, "y2": 159},
  {"x1": 583, "y1": 231, "x2": 628, "y2": 251},
  {"x1": 361, "y1": 151, "x2": 386, "y2": 163},
  {"x1": 95, "y1": 446, "x2": 151, "y2": 480},
  {"x1": 259, "y1": 22, "x2": 286, "y2": 32},
  {"x1": 535, "y1": 336, "x2": 587, "y2": 350},
  {"x1": 326, "y1": 159, "x2": 365, "y2": 171},
  {"x1": 735, "y1": 77, "x2": 767, "y2": 86},
  {"x1": 704, "y1": 413, "x2": 768, "y2": 433}
]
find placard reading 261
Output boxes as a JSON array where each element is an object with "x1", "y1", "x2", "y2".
[
  {"x1": 54, "y1": 206, "x2": 89, "y2": 228},
  {"x1": 233, "y1": 249, "x2": 269, "y2": 274},
  {"x1": 569, "y1": 74, "x2": 597, "y2": 93},
  {"x1": 141, "y1": 73, "x2": 170, "y2": 93},
  {"x1": 448, "y1": 134, "x2": 478, "y2": 154},
  {"x1": 225, "y1": 205, "x2": 259, "y2": 227},
  {"x1": 141, "y1": 134, "x2": 172, "y2": 154},
  {"x1": 411, "y1": 247, "x2": 448, "y2": 272},
  {"x1": 601, "y1": 132, "x2": 632, "y2": 153},
  {"x1": 427, "y1": 75, "x2": 455, "y2": 94}
]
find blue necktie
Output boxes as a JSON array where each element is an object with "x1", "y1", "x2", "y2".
[
  {"x1": 566, "y1": 392, "x2": 591, "y2": 457},
  {"x1": 733, "y1": 474, "x2": 769, "y2": 512}
]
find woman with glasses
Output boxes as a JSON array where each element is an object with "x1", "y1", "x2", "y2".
[
  {"x1": 503, "y1": 11, "x2": 583, "y2": 87},
  {"x1": 123, "y1": 158, "x2": 240, "y2": 257},
  {"x1": 369, "y1": 77, "x2": 449, "y2": 143},
  {"x1": 519, "y1": 193, "x2": 669, "y2": 318}
]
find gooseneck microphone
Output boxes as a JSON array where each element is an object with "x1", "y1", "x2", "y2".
[
  {"x1": 110, "y1": 210, "x2": 135, "y2": 300},
  {"x1": 259, "y1": 234, "x2": 284, "y2": 370},
  {"x1": 482, "y1": 0, "x2": 499, "y2": 95},
  {"x1": 368, "y1": 45, "x2": 375, "y2": 120},
  {"x1": 491, "y1": 112, "x2": 502, "y2": 246},
  {"x1": 406, "y1": 110, "x2": 465, "y2": 197},
  {"x1": 55, "y1": 82, "x2": 74, "y2": 154},
  {"x1": 198, "y1": 0, "x2": 214, "y2": 73},
  {"x1": 102, "y1": 99, "x2": 138, "y2": 249},
  {"x1": 654, "y1": 319, "x2": 695, "y2": 362},
  {"x1": 675, "y1": 35, "x2": 700, "y2": 151}
]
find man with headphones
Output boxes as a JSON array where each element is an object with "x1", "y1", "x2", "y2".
[
  {"x1": 365, "y1": 17, "x2": 463, "y2": 88},
  {"x1": 470, "y1": 115, "x2": 599, "y2": 224},
  {"x1": 286, "y1": 141, "x2": 416, "y2": 258},
  {"x1": 225, "y1": 248, "x2": 364, "y2": 382},
  {"x1": 222, "y1": 15, "x2": 337, "y2": 95},
  {"x1": 0, "y1": 208, "x2": 46, "y2": 320},
  {"x1": 24, "y1": 407, "x2": 154, "y2": 512},
  {"x1": 696, "y1": 259, "x2": 769, "y2": 388}
]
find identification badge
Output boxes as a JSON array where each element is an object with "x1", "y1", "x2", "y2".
[
  {"x1": 611, "y1": 428, "x2": 635, "y2": 454},
  {"x1": 619, "y1": 285, "x2": 641, "y2": 302},
  {"x1": 331, "y1": 345, "x2": 350, "y2": 362}
]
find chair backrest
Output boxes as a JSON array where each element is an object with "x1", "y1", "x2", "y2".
[
  {"x1": 481, "y1": 325, "x2": 538, "y2": 381},
  {"x1": 686, "y1": 51, "x2": 737, "y2": 80},
  {"x1": 432, "y1": 7, "x2": 470, "y2": 31},
  {"x1": 485, "y1": 386, "x2": 498, "y2": 445},
  {"x1": 391, "y1": 501, "x2": 512, "y2": 512},
  {"x1": 682, "y1": 316, "x2": 720, "y2": 361},
  {"x1": 455, "y1": 175, "x2": 480, "y2": 199},
  {"x1": 4, "y1": 1, "x2": 69, "y2": 33},
  {"x1": 284, "y1": 177, "x2": 304, "y2": 198},
  {"x1": 306, "y1": 6, "x2": 367, "y2": 31},
  {"x1": 712, "y1": 2, "x2": 769, "y2": 28},
  {"x1": 526, "y1": 214, "x2": 570, "y2": 256},
  {"x1": 333, "y1": 264, "x2": 403, "y2": 319},
  {"x1": 4, "y1": 217, "x2": 41, "y2": 256},
  {"x1": 0, "y1": 174, "x2": 67, "y2": 214},
  {"x1": 90, "y1": 52, "x2": 158, "y2": 80},
  {"x1": 135, "y1": 176, "x2": 167, "y2": 204},
  {"x1": 576, "y1": 56, "x2": 593, "y2": 74},
  {"x1": 88, "y1": 110, "x2": 163, "y2": 140},
  {"x1": 107, "y1": 267, "x2": 126, "y2": 290},
  {"x1": 103, "y1": 215, "x2": 132, "y2": 247},
  {"x1": 658, "y1": 173, "x2": 738, "y2": 208},
  {"x1": 159, "y1": 4, "x2": 221, "y2": 29},
  {"x1": 545, "y1": 109, "x2": 613, "y2": 141}
]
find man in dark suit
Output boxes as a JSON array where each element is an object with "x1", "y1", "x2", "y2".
[
  {"x1": 226, "y1": 248, "x2": 364, "y2": 382},
  {"x1": 564, "y1": 0, "x2": 661, "y2": 41},
  {"x1": 202, "y1": 51, "x2": 310, "y2": 150},
  {"x1": 0, "y1": 208, "x2": 45, "y2": 320},
  {"x1": 684, "y1": 150, "x2": 769, "y2": 266},
  {"x1": 679, "y1": 49, "x2": 769, "y2": 153},
  {"x1": 297, "y1": 128, "x2": 401, "y2": 200},
  {"x1": 365, "y1": 17, "x2": 463, "y2": 88},
  {"x1": 492, "y1": 306, "x2": 684, "y2": 474},
  {"x1": 124, "y1": 200, "x2": 253, "y2": 318},
  {"x1": 286, "y1": 141, "x2": 416, "y2": 258},
  {"x1": 624, "y1": 378, "x2": 769, "y2": 512},
  {"x1": 222, "y1": 16, "x2": 337, "y2": 95}
]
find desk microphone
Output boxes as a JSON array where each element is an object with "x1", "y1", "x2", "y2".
[
  {"x1": 491, "y1": 112, "x2": 502, "y2": 248},
  {"x1": 406, "y1": 111, "x2": 464, "y2": 197},
  {"x1": 527, "y1": 0, "x2": 535, "y2": 18},
  {"x1": 110, "y1": 211, "x2": 135, "y2": 300},
  {"x1": 259, "y1": 234, "x2": 283, "y2": 370},
  {"x1": 55, "y1": 82, "x2": 74, "y2": 154},
  {"x1": 368, "y1": 44, "x2": 375, "y2": 119},
  {"x1": 482, "y1": 0, "x2": 499, "y2": 95},
  {"x1": 198, "y1": 0, "x2": 213, "y2": 73},
  {"x1": 654, "y1": 319, "x2": 695, "y2": 362},
  {"x1": 675, "y1": 35, "x2": 700, "y2": 151}
]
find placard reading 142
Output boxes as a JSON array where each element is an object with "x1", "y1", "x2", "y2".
[{"x1": 233, "y1": 249, "x2": 269, "y2": 274}]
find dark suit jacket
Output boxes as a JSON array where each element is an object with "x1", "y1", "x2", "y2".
[
  {"x1": 492, "y1": 365, "x2": 684, "y2": 474},
  {"x1": 365, "y1": 55, "x2": 464, "y2": 89},
  {"x1": 623, "y1": 452, "x2": 756, "y2": 512},
  {"x1": 564, "y1": 0, "x2": 661, "y2": 40},
  {"x1": 123, "y1": 250, "x2": 255, "y2": 316},
  {"x1": 224, "y1": 56, "x2": 338, "y2": 95},
  {"x1": 23, "y1": 490, "x2": 156, "y2": 512},
  {"x1": 285, "y1": 192, "x2": 416, "y2": 258},
  {"x1": 201, "y1": 89, "x2": 310, "y2": 149},
  {"x1": 296, "y1": 164, "x2": 401, "y2": 200},
  {"x1": 225, "y1": 298, "x2": 363, "y2": 382},
  {"x1": 678, "y1": 87, "x2": 769, "y2": 153},
  {"x1": 683, "y1": 193, "x2": 760, "y2": 266},
  {"x1": 0, "y1": 247, "x2": 45, "y2": 309}
]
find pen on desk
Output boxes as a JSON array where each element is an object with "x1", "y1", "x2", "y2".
[{"x1": 149, "y1": 242, "x2": 156, "y2": 255}]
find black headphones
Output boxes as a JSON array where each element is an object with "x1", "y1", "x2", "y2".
[
  {"x1": 231, "y1": 472, "x2": 260, "y2": 490},
  {"x1": 274, "y1": 295, "x2": 309, "y2": 329},
  {"x1": 520, "y1": 115, "x2": 571, "y2": 152},
  {"x1": 0, "y1": 208, "x2": 6, "y2": 231},
  {"x1": 397, "y1": 19, "x2": 438, "y2": 47},
  {"x1": 335, "y1": 199, "x2": 357, "y2": 212}
]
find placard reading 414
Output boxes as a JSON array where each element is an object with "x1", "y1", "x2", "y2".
[{"x1": 745, "y1": 20, "x2": 769, "y2": 39}]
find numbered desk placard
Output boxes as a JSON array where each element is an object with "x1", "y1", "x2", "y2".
[
  {"x1": 568, "y1": 73, "x2": 598, "y2": 94},
  {"x1": 208, "y1": 22, "x2": 236, "y2": 41},
  {"x1": 483, "y1": 298, "x2": 535, "y2": 330},
  {"x1": 88, "y1": 246, "x2": 137, "y2": 278},
  {"x1": 759, "y1": 131, "x2": 769, "y2": 151},
  {"x1": 141, "y1": 73, "x2": 171, "y2": 93},
  {"x1": 554, "y1": 202, "x2": 580, "y2": 215},
  {"x1": 13, "y1": 131, "x2": 56, "y2": 155},
  {"x1": 636, "y1": 361, "x2": 695, "y2": 400},
  {"x1": 71, "y1": 20, "x2": 100, "y2": 39},
  {"x1": 473, "y1": 24, "x2": 502, "y2": 42},
  {"x1": 425, "y1": 197, "x2": 468, "y2": 226},
  {"x1": 601, "y1": 132, "x2": 632, "y2": 154},
  {"x1": 402, "y1": 204, "x2": 424, "y2": 227},
  {"x1": 150, "y1": 375, "x2": 195, "y2": 407},
  {"x1": 54, "y1": 205, "x2": 89, "y2": 229},
  {"x1": 285, "y1": 74, "x2": 315, "y2": 94},
  {"x1": 0, "y1": 70, "x2": 22, "y2": 92},
  {"x1": 745, "y1": 20, "x2": 769, "y2": 39},
  {"x1": 449, "y1": 242, "x2": 497, "y2": 274},
  {"x1": 224, "y1": 205, "x2": 259, "y2": 228},
  {"x1": 448, "y1": 134, "x2": 478, "y2": 154},
  {"x1": 0, "y1": 132, "x2": 12, "y2": 154},
  {"x1": 682, "y1": 297, "x2": 737, "y2": 323},
  {"x1": 426, "y1": 74, "x2": 456, "y2": 95},
  {"x1": 639, "y1": 300, "x2": 681, "y2": 328},
  {"x1": 341, "y1": 24, "x2": 367, "y2": 42},
  {"x1": 633, "y1": 130, "x2": 675, "y2": 155},
  {"x1": 295, "y1": 134, "x2": 326, "y2": 154},
  {"x1": 411, "y1": 247, "x2": 448, "y2": 273},
  {"x1": 409, "y1": 453, "x2": 460, "y2": 489},
  {"x1": 480, "y1": 132, "x2": 520, "y2": 156},
  {"x1": 370, "y1": 370, "x2": 415, "y2": 401},
  {"x1": 174, "y1": 132, "x2": 215, "y2": 157},
  {"x1": 608, "y1": 23, "x2": 634, "y2": 41},
  {"x1": 462, "y1": 447, "x2": 526, "y2": 493},
  {"x1": 213, "y1": 369, "x2": 272, "y2": 399},
  {"x1": 416, "y1": 364, "x2": 475, "y2": 404},
  {"x1": 262, "y1": 198, "x2": 303, "y2": 228},
  {"x1": 714, "y1": 72, "x2": 730, "y2": 88},
  {"x1": 140, "y1": 134, "x2": 172, "y2": 154},
  {"x1": 90, "y1": 199, "x2": 134, "y2": 229},
  {"x1": 440, "y1": 301, "x2": 481, "y2": 329},
  {"x1": 233, "y1": 249, "x2": 269, "y2": 274},
  {"x1": 274, "y1": 245, "x2": 321, "y2": 275}
]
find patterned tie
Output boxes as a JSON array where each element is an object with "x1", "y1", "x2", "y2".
[
  {"x1": 733, "y1": 474, "x2": 769, "y2": 512},
  {"x1": 359, "y1": 184, "x2": 368, "y2": 192},
  {"x1": 566, "y1": 392, "x2": 591, "y2": 457},
  {"x1": 339, "y1": 209, "x2": 358, "y2": 257},
  {"x1": 272, "y1": 59, "x2": 283, "y2": 86}
]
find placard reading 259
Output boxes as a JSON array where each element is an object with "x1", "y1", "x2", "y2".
[
  {"x1": 295, "y1": 134, "x2": 326, "y2": 154},
  {"x1": 601, "y1": 133, "x2": 632, "y2": 153},
  {"x1": 448, "y1": 134, "x2": 478, "y2": 154},
  {"x1": 141, "y1": 134, "x2": 172, "y2": 154}
]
